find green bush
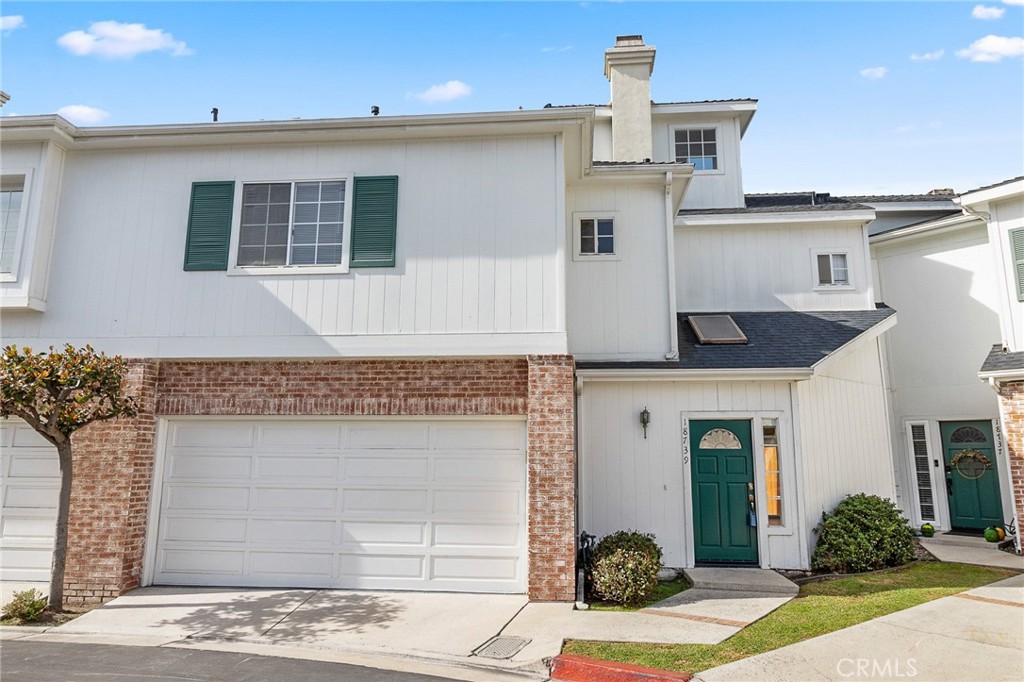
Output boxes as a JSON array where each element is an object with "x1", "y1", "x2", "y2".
[
  {"x1": 590, "y1": 531, "x2": 663, "y2": 607},
  {"x1": 812, "y1": 494, "x2": 915, "y2": 573},
  {"x1": 2, "y1": 588, "x2": 48, "y2": 624}
]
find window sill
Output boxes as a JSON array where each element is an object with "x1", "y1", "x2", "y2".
[
  {"x1": 692, "y1": 169, "x2": 725, "y2": 176},
  {"x1": 572, "y1": 253, "x2": 622, "y2": 263},
  {"x1": 227, "y1": 265, "x2": 352, "y2": 276},
  {"x1": 813, "y1": 284, "x2": 855, "y2": 292}
]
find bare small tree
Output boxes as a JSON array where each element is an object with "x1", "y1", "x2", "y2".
[{"x1": 1, "y1": 345, "x2": 138, "y2": 611}]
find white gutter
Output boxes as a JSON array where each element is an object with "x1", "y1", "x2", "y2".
[
  {"x1": 676, "y1": 210, "x2": 876, "y2": 227},
  {"x1": 980, "y1": 369, "x2": 1024, "y2": 386},
  {"x1": 576, "y1": 368, "x2": 813, "y2": 382},
  {"x1": 664, "y1": 171, "x2": 679, "y2": 360}
]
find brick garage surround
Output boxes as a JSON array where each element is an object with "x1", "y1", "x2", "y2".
[
  {"x1": 997, "y1": 380, "x2": 1024, "y2": 551},
  {"x1": 64, "y1": 356, "x2": 577, "y2": 604}
]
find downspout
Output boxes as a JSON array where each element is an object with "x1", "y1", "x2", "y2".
[{"x1": 664, "y1": 171, "x2": 679, "y2": 360}]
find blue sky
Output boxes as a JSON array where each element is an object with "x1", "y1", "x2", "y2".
[{"x1": 2, "y1": 1, "x2": 1022, "y2": 195}]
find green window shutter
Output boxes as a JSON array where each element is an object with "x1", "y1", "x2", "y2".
[
  {"x1": 350, "y1": 176, "x2": 398, "y2": 267},
  {"x1": 184, "y1": 181, "x2": 235, "y2": 271},
  {"x1": 1012, "y1": 228, "x2": 1024, "y2": 302}
]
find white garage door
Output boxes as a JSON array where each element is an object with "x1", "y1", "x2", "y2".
[
  {"x1": 153, "y1": 418, "x2": 527, "y2": 593},
  {"x1": 0, "y1": 422, "x2": 59, "y2": 582}
]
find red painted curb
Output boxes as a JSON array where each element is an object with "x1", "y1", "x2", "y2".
[{"x1": 550, "y1": 654, "x2": 692, "y2": 682}]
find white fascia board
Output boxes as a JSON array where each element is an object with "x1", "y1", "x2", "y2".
[
  {"x1": 585, "y1": 162, "x2": 693, "y2": 181},
  {"x1": 810, "y1": 313, "x2": 898, "y2": 374},
  {"x1": 576, "y1": 368, "x2": 812, "y2": 382},
  {"x1": 979, "y1": 369, "x2": 1024, "y2": 384},
  {"x1": 676, "y1": 210, "x2": 876, "y2": 227},
  {"x1": 870, "y1": 213, "x2": 980, "y2": 245},
  {"x1": 0, "y1": 116, "x2": 77, "y2": 147},
  {"x1": 651, "y1": 102, "x2": 757, "y2": 135},
  {"x1": 957, "y1": 179, "x2": 1024, "y2": 208},
  {"x1": 2, "y1": 109, "x2": 595, "y2": 150}
]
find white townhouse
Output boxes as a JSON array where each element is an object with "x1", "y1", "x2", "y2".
[{"x1": 0, "y1": 35, "x2": 930, "y2": 606}]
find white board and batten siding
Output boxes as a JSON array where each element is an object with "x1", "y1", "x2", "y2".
[
  {"x1": 578, "y1": 380, "x2": 806, "y2": 570},
  {"x1": 675, "y1": 222, "x2": 874, "y2": 312},
  {"x1": 150, "y1": 418, "x2": 527, "y2": 593},
  {"x1": 0, "y1": 421, "x2": 59, "y2": 582},
  {"x1": 796, "y1": 338, "x2": 897, "y2": 552},
  {"x1": 1, "y1": 136, "x2": 567, "y2": 359},
  {"x1": 566, "y1": 184, "x2": 672, "y2": 360}
]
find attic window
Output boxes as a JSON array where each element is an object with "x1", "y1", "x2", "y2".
[{"x1": 689, "y1": 315, "x2": 748, "y2": 345}]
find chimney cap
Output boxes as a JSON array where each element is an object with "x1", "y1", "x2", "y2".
[{"x1": 615, "y1": 35, "x2": 645, "y2": 47}]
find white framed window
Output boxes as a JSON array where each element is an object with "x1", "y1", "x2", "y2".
[
  {"x1": 906, "y1": 421, "x2": 937, "y2": 524},
  {"x1": 813, "y1": 250, "x2": 852, "y2": 288},
  {"x1": 572, "y1": 212, "x2": 619, "y2": 261},
  {"x1": 0, "y1": 172, "x2": 29, "y2": 282},
  {"x1": 762, "y1": 418, "x2": 783, "y2": 527},
  {"x1": 673, "y1": 128, "x2": 719, "y2": 172},
  {"x1": 229, "y1": 176, "x2": 354, "y2": 275}
]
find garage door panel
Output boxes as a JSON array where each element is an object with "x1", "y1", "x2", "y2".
[
  {"x1": 163, "y1": 517, "x2": 247, "y2": 543},
  {"x1": 343, "y1": 488, "x2": 428, "y2": 513},
  {"x1": 162, "y1": 549, "x2": 246, "y2": 575},
  {"x1": 432, "y1": 556, "x2": 518, "y2": 581},
  {"x1": 169, "y1": 454, "x2": 251, "y2": 479},
  {"x1": 167, "y1": 486, "x2": 249, "y2": 511},
  {"x1": 260, "y1": 424, "x2": 342, "y2": 449},
  {"x1": 340, "y1": 554, "x2": 424, "y2": 578},
  {"x1": 344, "y1": 457, "x2": 428, "y2": 481},
  {"x1": 251, "y1": 551, "x2": 333, "y2": 577},
  {"x1": 7, "y1": 455, "x2": 61, "y2": 478},
  {"x1": 433, "y1": 489, "x2": 519, "y2": 515},
  {"x1": 1, "y1": 515, "x2": 58, "y2": 540},
  {"x1": 254, "y1": 487, "x2": 337, "y2": 512},
  {"x1": 434, "y1": 457, "x2": 523, "y2": 483},
  {"x1": 173, "y1": 423, "x2": 256, "y2": 449},
  {"x1": 432, "y1": 523, "x2": 520, "y2": 548},
  {"x1": 4, "y1": 484, "x2": 60, "y2": 508},
  {"x1": 349, "y1": 425, "x2": 430, "y2": 450},
  {"x1": 433, "y1": 424, "x2": 524, "y2": 450},
  {"x1": 11, "y1": 426, "x2": 51, "y2": 448},
  {"x1": 250, "y1": 518, "x2": 336, "y2": 544},
  {"x1": 155, "y1": 418, "x2": 526, "y2": 593},
  {"x1": 256, "y1": 456, "x2": 339, "y2": 480},
  {"x1": 1, "y1": 422, "x2": 59, "y2": 582}
]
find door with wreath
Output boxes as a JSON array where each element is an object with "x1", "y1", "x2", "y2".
[{"x1": 939, "y1": 421, "x2": 1003, "y2": 531}]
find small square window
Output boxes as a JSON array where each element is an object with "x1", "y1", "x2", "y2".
[
  {"x1": 577, "y1": 216, "x2": 615, "y2": 257},
  {"x1": 674, "y1": 128, "x2": 719, "y2": 171},
  {"x1": 816, "y1": 252, "x2": 850, "y2": 286}
]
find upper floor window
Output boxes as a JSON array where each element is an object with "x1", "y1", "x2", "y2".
[
  {"x1": 674, "y1": 128, "x2": 718, "y2": 171},
  {"x1": 238, "y1": 180, "x2": 346, "y2": 267},
  {"x1": 816, "y1": 252, "x2": 850, "y2": 287},
  {"x1": 1011, "y1": 228, "x2": 1024, "y2": 302},
  {"x1": 573, "y1": 212, "x2": 618, "y2": 261},
  {"x1": 0, "y1": 175, "x2": 25, "y2": 276}
]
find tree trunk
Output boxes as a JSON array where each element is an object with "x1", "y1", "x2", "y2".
[{"x1": 48, "y1": 439, "x2": 74, "y2": 612}]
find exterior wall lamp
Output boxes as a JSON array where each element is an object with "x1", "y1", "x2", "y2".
[{"x1": 640, "y1": 406, "x2": 651, "y2": 439}]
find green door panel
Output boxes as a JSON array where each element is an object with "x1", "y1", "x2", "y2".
[
  {"x1": 939, "y1": 421, "x2": 1003, "y2": 531},
  {"x1": 690, "y1": 420, "x2": 758, "y2": 563}
]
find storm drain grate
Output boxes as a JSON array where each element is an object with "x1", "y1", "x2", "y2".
[{"x1": 473, "y1": 636, "x2": 531, "y2": 659}]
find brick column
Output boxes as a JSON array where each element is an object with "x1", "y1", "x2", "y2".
[
  {"x1": 526, "y1": 354, "x2": 576, "y2": 601},
  {"x1": 998, "y1": 381, "x2": 1024, "y2": 552},
  {"x1": 63, "y1": 359, "x2": 159, "y2": 605}
]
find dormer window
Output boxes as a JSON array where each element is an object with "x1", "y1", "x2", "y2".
[{"x1": 674, "y1": 128, "x2": 718, "y2": 171}]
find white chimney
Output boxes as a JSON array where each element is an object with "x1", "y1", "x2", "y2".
[{"x1": 604, "y1": 35, "x2": 655, "y2": 162}]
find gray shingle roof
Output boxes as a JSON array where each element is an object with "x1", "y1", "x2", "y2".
[
  {"x1": 679, "y1": 202, "x2": 871, "y2": 216},
  {"x1": 980, "y1": 344, "x2": 1024, "y2": 374},
  {"x1": 838, "y1": 194, "x2": 957, "y2": 203},
  {"x1": 960, "y1": 176, "x2": 1024, "y2": 196},
  {"x1": 577, "y1": 305, "x2": 895, "y2": 372}
]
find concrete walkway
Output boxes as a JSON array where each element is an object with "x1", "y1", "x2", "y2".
[
  {"x1": 693, "y1": 572, "x2": 1024, "y2": 682},
  {"x1": 920, "y1": 533, "x2": 1024, "y2": 570}
]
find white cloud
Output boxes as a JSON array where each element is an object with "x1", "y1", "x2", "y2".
[
  {"x1": 57, "y1": 20, "x2": 192, "y2": 59},
  {"x1": 542, "y1": 46, "x2": 573, "y2": 53},
  {"x1": 859, "y1": 66, "x2": 889, "y2": 79},
  {"x1": 0, "y1": 15, "x2": 25, "y2": 31},
  {"x1": 57, "y1": 105, "x2": 110, "y2": 124},
  {"x1": 956, "y1": 34, "x2": 1024, "y2": 61},
  {"x1": 1003, "y1": 1, "x2": 1023, "y2": 5},
  {"x1": 973, "y1": 5, "x2": 1006, "y2": 19},
  {"x1": 409, "y1": 80, "x2": 472, "y2": 103},
  {"x1": 910, "y1": 49, "x2": 945, "y2": 61}
]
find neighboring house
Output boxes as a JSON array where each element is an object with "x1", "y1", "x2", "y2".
[
  {"x1": 3, "y1": 35, "x2": 1011, "y2": 606},
  {"x1": 870, "y1": 178, "x2": 1024, "y2": 551}
]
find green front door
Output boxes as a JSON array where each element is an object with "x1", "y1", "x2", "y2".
[
  {"x1": 690, "y1": 420, "x2": 758, "y2": 564},
  {"x1": 940, "y1": 421, "x2": 1003, "y2": 531}
]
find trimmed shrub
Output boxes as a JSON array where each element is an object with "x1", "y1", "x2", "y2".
[
  {"x1": 2, "y1": 589, "x2": 48, "y2": 624},
  {"x1": 590, "y1": 531, "x2": 663, "y2": 607},
  {"x1": 812, "y1": 494, "x2": 915, "y2": 573}
]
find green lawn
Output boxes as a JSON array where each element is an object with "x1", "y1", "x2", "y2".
[
  {"x1": 563, "y1": 562, "x2": 1018, "y2": 674},
  {"x1": 588, "y1": 577, "x2": 689, "y2": 611}
]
